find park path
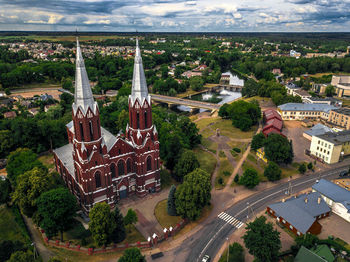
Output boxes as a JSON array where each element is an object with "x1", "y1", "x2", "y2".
[
  {"x1": 224, "y1": 123, "x2": 262, "y2": 192},
  {"x1": 22, "y1": 215, "x2": 54, "y2": 262}
]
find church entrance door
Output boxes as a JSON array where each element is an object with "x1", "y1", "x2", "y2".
[{"x1": 119, "y1": 185, "x2": 127, "y2": 199}]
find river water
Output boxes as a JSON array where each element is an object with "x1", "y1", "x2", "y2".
[{"x1": 176, "y1": 89, "x2": 242, "y2": 112}]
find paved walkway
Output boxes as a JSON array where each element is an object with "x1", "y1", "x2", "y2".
[{"x1": 22, "y1": 215, "x2": 54, "y2": 262}]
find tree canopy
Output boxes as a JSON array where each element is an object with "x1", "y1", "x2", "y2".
[
  {"x1": 264, "y1": 134, "x2": 293, "y2": 164},
  {"x1": 174, "y1": 150, "x2": 200, "y2": 181},
  {"x1": 118, "y1": 248, "x2": 146, "y2": 262},
  {"x1": 175, "y1": 168, "x2": 211, "y2": 220},
  {"x1": 264, "y1": 162, "x2": 282, "y2": 181},
  {"x1": 243, "y1": 216, "x2": 281, "y2": 262},
  {"x1": 239, "y1": 168, "x2": 260, "y2": 189},
  {"x1": 89, "y1": 202, "x2": 116, "y2": 247},
  {"x1": 36, "y1": 188, "x2": 77, "y2": 240}
]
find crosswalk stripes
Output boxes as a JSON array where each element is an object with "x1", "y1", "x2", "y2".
[{"x1": 218, "y1": 212, "x2": 244, "y2": 229}]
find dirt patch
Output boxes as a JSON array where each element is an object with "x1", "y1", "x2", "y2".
[
  {"x1": 318, "y1": 213, "x2": 350, "y2": 244},
  {"x1": 10, "y1": 89, "x2": 62, "y2": 100}
]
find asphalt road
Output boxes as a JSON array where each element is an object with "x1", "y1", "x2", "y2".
[{"x1": 175, "y1": 164, "x2": 350, "y2": 262}]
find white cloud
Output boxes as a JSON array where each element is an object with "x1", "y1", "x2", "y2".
[{"x1": 84, "y1": 19, "x2": 110, "y2": 24}]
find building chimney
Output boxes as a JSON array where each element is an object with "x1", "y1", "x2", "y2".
[
  {"x1": 318, "y1": 197, "x2": 321, "y2": 204},
  {"x1": 305, "y1": 197, "x2": 308, "y2": 203}
]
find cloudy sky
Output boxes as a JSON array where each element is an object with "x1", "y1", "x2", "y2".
[{"x1": 0, "y1": 0, "x2": 349, "y2": 32}]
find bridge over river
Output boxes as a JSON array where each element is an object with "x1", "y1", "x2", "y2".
[{"x1": 151, "y1": 94, "x2": 221, "y2": 112}]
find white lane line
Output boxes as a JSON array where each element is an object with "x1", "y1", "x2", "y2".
[{"x1": 198, "y1": 169, "x2": 346, "y2": 261}]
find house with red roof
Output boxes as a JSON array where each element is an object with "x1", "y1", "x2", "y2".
[{"x1": 262, "y1": 109, "x2": 283, "y2": 137}]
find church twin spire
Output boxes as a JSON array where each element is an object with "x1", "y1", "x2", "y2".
[
  {"x1": 130, "y1": 38, "x2": 150, "y2": 106},
  {"x1": 73, "y1": 38, "x2": 96, "y2": 115}
]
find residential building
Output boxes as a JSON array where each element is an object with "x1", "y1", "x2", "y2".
[
  {"x1": 53, "y1": 39, "x2": 161, "y2": 214},
  {"x1": 295, "y1": 246, "x2": 334, "y2": 262},
  {"x1": 262, "y1": 109, "x2": 283, "y2": 137},
  {"x1": 290, "y1": 89, "x2": 312, "y2": 100},
  {"x1": 277, "y1": 103, "x2": 336, "y2": 121},
  {"x1": 309, "y1": 130, "x2": 350, "y2": 164},
  {"x1": 267, "y1": 192, "x2": 331, "y2": 236},
  {"x1": 3, "y1": 111, "x2": 17, "y2": 119},
  {"x1": 303, "y1": 123, "x2": 335, "y2": 141},
  {"x1": 285, "y1": 82, "x2": 300, "y2": 95},
  {"x1": 328, "y1": 108, "x2": 350, "y2": 130},
  {"x1": 332, "y1": 75, "x2": 350, "y2": 98},
  {"x1": 312, "y1": 83, "x2": 328, "y2": 95},
  {"x1": 312, "y1": 179, "x2": 350, "y2": 223},
  {"x1": 303, "y1": 97, "x2": 342, "y2": 107},
  {"x1": 272, "y1": 68, "x2": 281, "y2": 75}
]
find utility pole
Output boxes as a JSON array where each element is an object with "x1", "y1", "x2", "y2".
[
  {"x1": 288, "y1": 177, "x2": 292, "y2": 195},
  {"x1": 226, "y1": 237, "x2": 229, "y2": 262}
]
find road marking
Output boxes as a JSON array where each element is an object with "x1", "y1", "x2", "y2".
[
  {"x1": 218, "y1": 212, "x2": 244, "y2": 229},
  {"x1": 196, "y1": 167, "x2": 348, "y2": 261}
]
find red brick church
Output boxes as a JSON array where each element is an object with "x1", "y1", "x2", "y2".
[{"x1": 53, "y1": 38, "x2": 161, "y2": 213}]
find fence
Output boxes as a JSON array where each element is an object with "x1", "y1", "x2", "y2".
[{"x1": 39, "y1": 218, "x2": 188, "y2": 255}]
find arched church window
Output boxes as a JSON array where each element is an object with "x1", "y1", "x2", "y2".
[
  {"x1": 127, "y1": 159, "x2": 132, "y2": 173},
  {"x1": 144, "y1": 111, "x2": 148, "y2": 128},
  {"x1": 79, "y1": 122, "x2": 84, "y2": 141},
  {"x1": 95, "y1": 171, "x2": 101, "y2": 188},
  {"x1": 137, "y1": 112, "x2": 140, "y2": 129},
  {"x1": 111, "y1": 163, "x2": 116, "y2": 178},
  {"x1": 89, "y1": 121, "x2": 93, "y2": 140},
  {"x1": 147, "y1": 156, "x2": 152, "y2": 171},
  {"x1": 118, "y1": 160, "x2": 125, "y2": 176}
]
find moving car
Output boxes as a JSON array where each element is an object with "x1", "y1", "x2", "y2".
[{"x1": 202, "y1": 255, "x2": 210, "y2": 262}]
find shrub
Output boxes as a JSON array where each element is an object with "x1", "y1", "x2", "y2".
[
  {"x1": 233, "y1": 147, "x2": 241, "y2": 153},
  {"x1": 234, "y1": 174, "x2": 239, "y2": 183},
  {"x1": 223, "y1": 171, "x2": 231, "y2": 176}
]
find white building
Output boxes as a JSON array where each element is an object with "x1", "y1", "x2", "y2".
[
  {"x1": 309, "y1": 130, "x2": 350, "y2": 164},
  {"x1": 312, "y1": 179, "x2": 350, "y2": 223},
  {"x1": 277, "y1": 103, "x2": 336, "y2": 121}
]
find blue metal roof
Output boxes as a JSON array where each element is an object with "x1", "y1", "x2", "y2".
[
  {"x1": 278, "y1": 103, "x2": 336, "y2": 113},
  {"x1": 305, "y1": 124, "x2": 335, "y2": 137},
  {"x1": 268, "y1": 192, "x2": 330, "y2": 234},
  {"x1": 312, "y1": 179, "x2": 350, "y2": 204}
]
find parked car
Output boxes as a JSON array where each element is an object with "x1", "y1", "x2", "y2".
[
  {"x1": 202, "y1": 255, "x2": 210, "y2": 262},
  {"x1": 339, "y1": 170, "x2": 348, "y2": 177}
]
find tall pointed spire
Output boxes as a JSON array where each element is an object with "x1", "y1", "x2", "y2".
[
  {"x1": 130, "y1": 38, "x2": 150, "y2": 106},
  {"x1": 73, "y1": 37, "x2": 95, "y2": 114}
]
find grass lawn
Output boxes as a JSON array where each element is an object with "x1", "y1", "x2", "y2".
[
  {"x1": 281, "y1": 165, "x2": 299, "y2": 179},
  {"x1": 0, "y1": 205, "x2": 31, "y2": 244},
  {"x1": 122, "y1": 224, "x2": 145, "y2": 244},
  {"x1": 154, "y1": 199, "x2": 182, "y2": 229},
  {"x1": 52, "y1": 219, "x2": 93, "y2": 246},
  {"x1": 10, "y1": 82, "x2": 61, "y2": 91},
  {"x1": 201, "y1": 137, "x2": 218, "y2": 153},
  {"x1": 215, "y1": 156, "x2": 234, "y2": 189},
  {"x1": 194, "y1": 147, "x2": 217, "y2": 176},
  {"x1": 195, "y1": 117, "x2": 218, "y2": 131},
  {"x1": 211, "y1": 118, "x2": 257, "y2": 140},
  {"x1": 38, "y1": 153, "x2": 55, "y2": 171},
  {"x1": 241, "y1": 153, "x2": 267, "y2": 182}
]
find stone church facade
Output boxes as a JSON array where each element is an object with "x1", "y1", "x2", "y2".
[{"x1": 53, "y1": 38, "x2": 161, "y2": 213}]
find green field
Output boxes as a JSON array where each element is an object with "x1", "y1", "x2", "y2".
[
  {"x1": 154, "y1": 199, "x2": 182, "y2": 228},
  {"x1": 0, "y1": 205, "x2": 31, "y2": 244},
  {"x1": 194, "y1": 147, "x2": 217, "y2": 176}
]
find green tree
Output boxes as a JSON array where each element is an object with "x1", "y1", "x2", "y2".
[
  {"x1": 118, "y1": 248, "x2": 146, "y2": 262},
  {"x1": 0, "y1": 178, "x2": 11, "y2": 204},
  {"x1": 48, "y1": 257, "x2": 63, "y2": 262},
  {"x1": 167, "y1": 185, "x2": 177, "y2": 216},
  {"x1": 218, "y1": 103, "x2": 230, "y2": 118},
  {"x1": 307, "y1": 162, "x2": 313, "y2": 170},
  {"x1": 243, "y1": 216, "x2": 281, "y2": 262},
  {"x1": 234, "y1": 174, "x2": 239, "y2": 183},
  {"x1": 110, "y1": 206, "x2": 126, "y2": 243},
  {"x1": 219, "y1": 242, "x2": 245, "y2": 262},
  {"x1": 239, "y1": 168, "x2": 260, "y2": 189},
  {"x1": 0, "y1": 130, "x2": 15, "y2": 158},
  {"x1": 264, "y1": 134, "x2": 293, "y2": 164},
  {"x1": 242, "y1": 79, "x2": 259, "y2": 97},
  {"x1": 89, "y1": 202, "x2": 116, "y2": 246},
  {"x1": 6, "y1": 148, "x2": 46, "y2": 185},
  {"x1": 175, "y1": 168, "x2": 211, "y2": 220},
  {"x1": 0, "y1": 240, "x2": 26, "y2": 262},
  {"x1": 124, "y1": 208, "x2": 138, "y2": 232},
  {"x1": 7, "y1": 250, "x2": 33, "y2": 262},
  {"x1": 294, "y1": 234, "x2": 319, "y2": 249},
  {"x1": 298, "y1": 163, "x2": 307, "y2": 174},
  {"x1": 251, "y1": 133, "x2": 266, "y2": 151},
  {"x1": 189, "y1": 76, "x2": 204, "y2": 91},
  {"x1": 36, "y1": 188, "x2": 77, "y2": 241},
  {"x1": 264, "y1": 162, "x2": 282, "y2": 182},
  {"x1": 174, "y1": 150, "x2": 200, "y2": 181},
  {"x1": 12, "y1": 167, "x2": 56, "y2": 217},
  {"x1": 325, "y1": 85, "x2": 335, "y2": 97}
]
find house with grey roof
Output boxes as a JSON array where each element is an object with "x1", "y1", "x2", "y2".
[
  {"x1": 312, "y1": 179, "x2": 350, "y2": 223},
  {"x1": 277, "y1": 103, "x2": 336, "y2": 121},
  {"x1": 303, "y1": 123, "x2": 335, "y2": 141},
  {"x1": 267, "y1": 192, "x2": 331, "y2": 236}
]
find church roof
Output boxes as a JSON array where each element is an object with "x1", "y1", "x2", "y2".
[
  {"x1": 72, "y1": 38, "x2": 97, "y2": 115},
  {"x1": 53, "y1": 143, "x2": 74, "y2": 175},
  {"x1": 129, "y1": 38, "x2": 151, "y2": 106}
]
